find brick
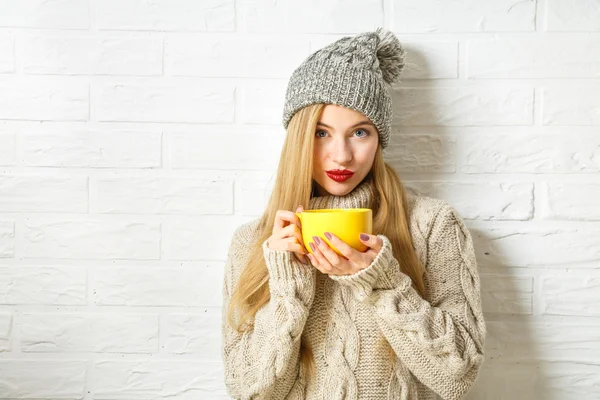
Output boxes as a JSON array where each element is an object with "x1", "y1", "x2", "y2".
[
  {"x1": 391, "y1": 87, "x2": 534, "y2": 126},
  {"x1": 163, "y1": 308, "x2": 221, "y2": 359},
  {"x1": 164, "y1": 216, "x2": 241, "y2": 261},
  {"x1": 0, "y1": 36, "x2": 14, "y2": 73},
  {"x1": 239, "y1": 80, "x2": 287, "y2": 124},
  {"x1": 0, "y1": 175, "x2": 87, "y2": 212},
  {"x1": 392, "y1": 0, "x2": 535, "y2": 33},
  {"x1": 0, "y1": 221, "x2": 14, "y2": 258},
  {"x1": 0, "y1": 314, "x2": 10, "y2": 351},
  {"x1": 94, "y1": 361, "x2": 228, "y2": 398},
  {"x1": 168, "y1": 130, "x2": 284, "y2": 170},
  {"x1": 468, "y1": 38, "x2": 600, "y2": 78},
  {"x1": 486, "y1": 319, "x2": 600, "y2": 362},
  {"x1": 238, "y1": 177, "x2": 274, "y2": 216},
  {"x1": 0, "y1": 361, "x2": 86, "y2": 398},
  {"x1": 543, "y1": 86, "x2": 600, "y2": 125},
  {"x1": 91, "y1": 177, "x2": 233, "y2": 214},
  {"x1": 0, "y1": 132, "x2": 15, "y2": 165},
  {"x1": 546, "y1": 0, "x2": 600, "y2": 32},
  {"x1": 541, "y1": 277, "x2": 600, "y2": 317},
  {"x1": 467, "y1": 362, "x2": 600, "y2": 399},
  {"x1": 542, "y1": 183, "x2": 600, "y2": 220},
  {"x1": 240, "y1": 0, "x2": 383, "y2": 33},
  {"x1": 20, "y1": 130, "x2": 161, "y2": 168},
  {"x1": 97, "y1": 0, "x2": 234, "y2": 31},
  {"x1": 165, "y1": 36, "x2": 310, "y2": 78},
  {"x1": 473, "y1": 227, "x2": 600, "y2": 268},
  {"x1": 19, "y1": 314, "x2": 158, "y2": 353},
  {"x1": 93, "y1": 265, "x2": 223, "y2": 307},
  {"x1": 406, "y1": 181, "x2": 534, "y2": 220},
  {"x1": 0, "y1": 77, "x2": 88, "y2": 121},
  {"x1": 94, "y1": 79, "x2": 235, "y2": 123},
  {"x1": 463, "y1": 134, "x2": 600, "y2": 173},
  {"x1": 0, "y1": 0, "x2": 88, "y2": 29},
  {"x1": 22, "y1": 36, "x2": 162, "y2": 75},
  {"x1": 0, "y1": 267, "x2": 86, "y2": 305},
  {"x1": 22, "y1": 217, "x2": 160, "y2": 260},
  {"x1": 480, "y1": 275, "x2": 533, "y2": 314},
  {"x1": 403, "y1": 41, "x2": 458, "y2": 79},
  {"x1": 385, "y1": 134, "x2": 456, "y2": 173}
]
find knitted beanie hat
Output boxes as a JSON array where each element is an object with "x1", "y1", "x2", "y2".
[{"x1": 282, "y1": 27, "x2": 406, "y2": 149}]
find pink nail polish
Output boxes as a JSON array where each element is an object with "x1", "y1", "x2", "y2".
[
  {"x1": 324, "y1": 232, "x2": 332, "y2": 240},
  {"x1": 312, "y1": 236, "x2": 321, "y2": 245},
  {"x1": 309, "y1": 242, "x2": 316, "y2": 252}
]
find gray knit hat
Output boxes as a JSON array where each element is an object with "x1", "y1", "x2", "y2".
[{"x1": 282, "y1": 27, "x2": 406, "y2": 149}]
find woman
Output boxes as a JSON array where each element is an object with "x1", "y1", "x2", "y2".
[{"x1": 221, "y1": 28, "x2": 486, "y2": 400}]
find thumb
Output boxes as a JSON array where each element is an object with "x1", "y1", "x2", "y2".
[
  {"x1": 296, "y1": 205, "x2": 304, "y2": 229},
  {"x1": 359, "y1": 233, "x2": 383, "y2": 252}
]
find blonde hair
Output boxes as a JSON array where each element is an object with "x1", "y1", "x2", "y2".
[{"x1": 226, "y1": 103, "x2": 426, "y2": 378}]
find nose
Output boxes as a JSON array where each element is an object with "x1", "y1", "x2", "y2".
[{"x1": 330, "y1": 137, "x2": 353, "y2": 165}]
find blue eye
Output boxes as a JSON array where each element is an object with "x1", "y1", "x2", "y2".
[{"x1": 315, "y1": 129, "x2": 371, "y2": 138}]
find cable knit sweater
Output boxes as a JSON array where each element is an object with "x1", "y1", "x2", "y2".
[{"x1": 221, "y1": 181, "x2": 486, "y2": 400}]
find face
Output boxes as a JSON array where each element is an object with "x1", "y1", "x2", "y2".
[{"x1": 312, "y1": 104, "x2": 379, "y2": 197}]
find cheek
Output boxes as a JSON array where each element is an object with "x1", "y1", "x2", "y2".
[
  {"x1": 357, "y1": 145, "x2": 377, "y2": 165},
  {"x1": 312, "y1": 148, "x2": 325, "y2": 168}
]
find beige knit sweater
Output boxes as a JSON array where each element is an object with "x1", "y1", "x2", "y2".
[{"x1": 221, "y1": 181, "x2": 486, "y2": 400}]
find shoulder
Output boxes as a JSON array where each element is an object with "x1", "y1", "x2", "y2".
[
  {"x1": 224, "y1": 218, "x2": 262, "y2": 285},
  {"x1": 405, "y1": 190, "x2": 472, "y2": 252},
  {"x1": 405, "y1": 190, "x2": 451, "y2": 238},
  {"x1": 230, "y1": 217, "x2": 262, "y2": 247}
]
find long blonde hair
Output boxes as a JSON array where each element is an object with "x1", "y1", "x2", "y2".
[{"x1": 226, "y1": 103, "x2": 426, "y2": 377}]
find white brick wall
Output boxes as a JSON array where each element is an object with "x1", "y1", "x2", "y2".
[{"x1": 0, "y1": 0, "x2": 598, "y2": 398}]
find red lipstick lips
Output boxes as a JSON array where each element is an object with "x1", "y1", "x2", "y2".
[{"x1": 326, "y1": 169, "x2": 354, "y2": 182}]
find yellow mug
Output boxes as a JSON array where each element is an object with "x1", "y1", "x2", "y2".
[{"x1": 296, "y1": 208, "x2": 373, "y2": 256}]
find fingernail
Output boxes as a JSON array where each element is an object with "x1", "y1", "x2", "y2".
[
  {"x1": 312, "y1": 236, "x2": 321, "y2": 245},
  {"x1": 324, "y1": 232, "x2": 332, "y2": 240},
  {"x1": 309, "y1": 242, "x2": 316, "y2": 252},
  {"x1": 360, "y1": 233, "x2": 370, "y2": 241}
]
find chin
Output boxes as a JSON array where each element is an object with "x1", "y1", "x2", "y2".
[{"x1": 315, "y1": 179, "x2": 357, "y2": 197}]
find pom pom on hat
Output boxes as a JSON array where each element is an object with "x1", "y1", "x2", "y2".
[{"x1": 374, "y1": 27, "x2": 406, "y2": 84}]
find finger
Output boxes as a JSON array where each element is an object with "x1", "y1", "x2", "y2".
[
  {"x1": 312, "y1": 235, "x2": 343, "y2": 268},
  {"x1": 309, "y1": 238, "x2": 338, "y2": 274},
  {"x1": 359, "y1": 233, "x2": 383, "y2": 252},
  {"x1": 283, "y1": 237, "x2": 307, "y2": 255},
  {"x1": 295, "y1": 205, "x2": 304, "y2": 229},
  {"x1": 323, "y1": 231, "x2": 361, "y2": 263},
  {"x1": 294, "y1": 252, "x2": 308, "y2": 264},
  {"x1": 307, "y1": 253, "x2": 327, "y2": 275},
  {"x1": 274, "y1": 209, "x2": 302, "y2": 231},
  {"x1": 280, "y1": 224, "x2": 307, "y2": 252}
]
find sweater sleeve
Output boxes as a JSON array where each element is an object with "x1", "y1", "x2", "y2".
[
  {"x1": 329, "y1": 204, "x2": 486, "y2": 400},
  {"x1": 221, "y1": 226, "x2": 317, "y2": 400}
]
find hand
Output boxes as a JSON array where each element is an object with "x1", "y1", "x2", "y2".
[
  {"x1": 306, "y1": 232, "x2": 384, "y2": 276},
  {"x1": 266, "y1": 205, "x2": 309, "y2": 264}
]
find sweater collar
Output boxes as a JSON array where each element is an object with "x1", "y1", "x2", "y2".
[{"x1": 308, "y1": 179, "x2": 374, "y2": 210}]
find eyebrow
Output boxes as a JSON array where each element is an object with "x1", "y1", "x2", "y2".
[{"x1": 317, "y1": 120, "x2": 373, "y2": 129}]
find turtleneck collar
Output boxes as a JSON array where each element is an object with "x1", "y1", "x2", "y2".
[{"x1": 308, "y1": 179, "x2": 374, "y2": 210}]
